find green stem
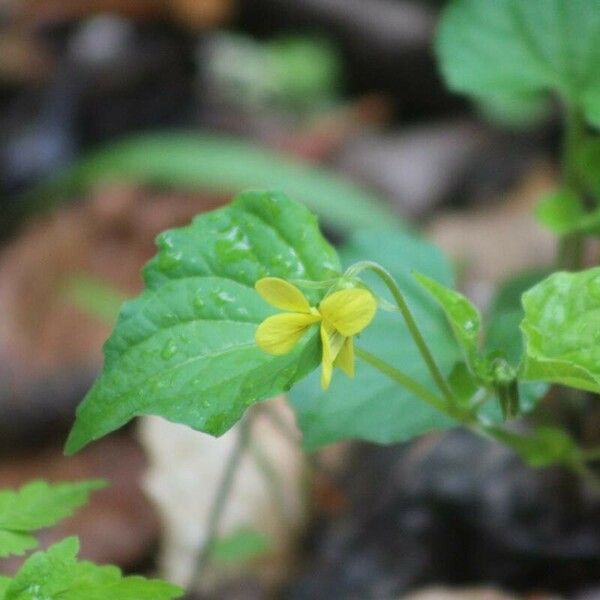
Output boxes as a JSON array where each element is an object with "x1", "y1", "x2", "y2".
[
  {"x1": 559, "y1": 104, "x2": 586, "y2": 269},
  {"x1": 355, "y1": 346, "x2": 448, "y2": 413},
  {"x1": 190, "y1": 413, "x2": 252, "y2": 590},
  {"x1": 347, "y1": 261, "x2": 455, "y2": 403}
]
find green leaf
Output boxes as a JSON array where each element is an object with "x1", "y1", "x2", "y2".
[
  {"x1": 290, "y1": 230, "x2": 460, "y2": 450},
  {"x1": 487, "y1": 269, "x2": 553, "y2": 321},
  {"x1": 66, "y1": 191, "x2": 340, "y2": 454},
  {"x1": 62, "y1": 275, "x2": 127, "y2": 324},
  {"x1": 536, "y1": 189, "x2": 586, "y2": 235},
  {"x1": 414, "y1": 272, "x2": 482, "y2": 374},
  {"x1": 489, "y1": 426, "x2": 581, "y2": 467},
  {"x1": 476, "y1": 92, "x2": 550, "y2": 127},
  {"x1": 211, "y1": 528, "x2": 271, "y2": 566},
  {"x1": 436, "y1": 0, "x2": 600, "y2": 126},
  {"x1": 484, "y1": 269, "x2": 551, "y2": 417},
  {"x1": 3, "y1": 537, "x2": 182, "y2": 600},
  {"x1": 0, "y1": 480, "x2": 105, "y2": 558},
  {"x1": 0, "y1": 532, "x2": 36, "y2": 559},
  {"x1": 521, "y1": 267, "x2": 600, "y2": 392},
  {"x1": 447, "y1": 361, "x2": 480, "y2": 409},
  {"x1": 536, "y1": 188, "x2": 600, "y2": 236},
  {"x1": 23, "y1": 133, "x2": 399, "y2": 236},
  {"x1": 0, "y1": 577, "x2": 11, "y2": 596}
]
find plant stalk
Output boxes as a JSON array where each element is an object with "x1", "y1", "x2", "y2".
[
  {"x1": 190, "y1": 413, "x2": 252, "y2": 590},
  {"x1": 559, "y1": 104, "x2": 586, "y2": 269},
  {"x1": 346, "y1": 261, "x2": 455, "y2": 404},
  {"x1": 355, "y1": 346, "x2": 448, "y2": 414}
]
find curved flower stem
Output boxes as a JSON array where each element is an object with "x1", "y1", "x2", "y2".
[
  {"x1": 347, "y1": 261, "x2": 455, "y2": 404},
  {"x1": 191, "y1": 413, "x2": 252, "y2": 590},
  {"x1": 355, "y1": 347, "x2": 448, "y2": 413},
  {"x1": 559, "y1": 104, "x2": 587, "y2": 269}
]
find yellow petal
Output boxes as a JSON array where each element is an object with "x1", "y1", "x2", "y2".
[
  {"x1": 256, "y1": 312, "x2": 320, "y2": 355},
  {"x1": 255, "y1": 277, "x2": 311, "y2": 313},
  {"x1": 334, "y1": 337, "x2": 354, "y2": 378},
  {"x1": 319, "y1": 288, "x2": 377, "y2": 337},
  {"x1": 320, "y1": 322, "x2": 345, "y2": 389}
]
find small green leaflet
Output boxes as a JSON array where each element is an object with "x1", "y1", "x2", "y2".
[
  {"x1": 414, "y1": 272, "x2": 482, "y2": 375},
  {"x1": 66, "y1": 191, "x2": 340, "y2": 454},
  {"x1": 489, "y1": 426, "x2": 581, "y2": 468},
  {"x1": 0, "y1": 577, "x2": 10, "y2": 597},
  {"x1": 411, "y1": 273, "x2": 548, "y2": 425},
  {"x1": 63, "y1": 275, "x2": 127, "y2": 324},
  {"x1": 290, "y1": 230, "x2": 460, "y2": 450},
  {"x1": 536, "y1": 189, "x2": 600, "y2": 237},
  {"x1": 536, "y1": 189, "x2": 586, "y2": 236},
  {"x1": 2, "y1": 537, "x2": 182, "y2": 600},
  {"x1": 521, "y1": 267, "x2": 600, "y2": 392},
  {"x1": 0, "y1": 480, "x2": 105, "y2": 558},
  {"x1": 436, "y1": 0, "x2": 600, "y2": 126}
]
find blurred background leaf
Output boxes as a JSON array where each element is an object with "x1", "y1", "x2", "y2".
[{"x1": 21, "y1": 133, "x2": 401, "y2": 237}]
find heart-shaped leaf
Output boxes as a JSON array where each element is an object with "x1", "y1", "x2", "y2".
[
  {"x1": 437, "y1": 0, "x2": 600, "y2": 126},
  {"x1": 66, "y1": 191, "x2": 340, "y2": 454}
]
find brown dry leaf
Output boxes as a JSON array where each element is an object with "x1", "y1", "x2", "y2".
[
  {"x1": 170, "y1": 0, "x2": 234, "y2": 29},
  {"x1": 17, "y1": 0, "x2": 233, "y2": 29},
  {"x1": 0, "y1": 31, "x2": 52, "y2": 84},
  {"x1": 0, "y1": 186, "x2": 225, "y2": 439},
  {"x1": 139, "y1": 399, "x2": 308, "y2": 592}
]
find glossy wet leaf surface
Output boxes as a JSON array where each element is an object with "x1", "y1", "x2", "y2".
[
  {"x1": 66, "y1": 191, "x2": 340, "y2": 454},
  {"x1": 521, "y1": 267, "x2": 600, "y2": 392},
  {"x1": 414, "y1": 273, "x2": 482, "y2": 374}
]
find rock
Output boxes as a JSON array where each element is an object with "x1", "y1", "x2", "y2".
[
  {"x1": 0, "y1": 433, "x2": 159, "y2": 572},
  {"x1": 576, "y1": 589, "x2": 600, "y2": 600},
  {"x1": 139, "y1": 398, "x2": 308, "y2": 593},
  {"x1": 284, "y1": 429, "x2": 600, "y2": 599},
  {"x1": 402, "y1": 588, "x2": 520, "y2": 600}
]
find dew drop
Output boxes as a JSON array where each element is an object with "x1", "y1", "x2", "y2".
[
  {"x1": 212, "y1": 289, "x2": 235, "y2": 305},
  {"x1": 161, "y1": 340, "x2": 178, "y2": 360},
  {"x1": 193, "y1": 291, "x2": 205, "y2": 310}
]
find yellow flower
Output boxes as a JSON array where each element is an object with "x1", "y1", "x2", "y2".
[{"x1": 255, "y1": 277, "x2": 377, "y2": 389}]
